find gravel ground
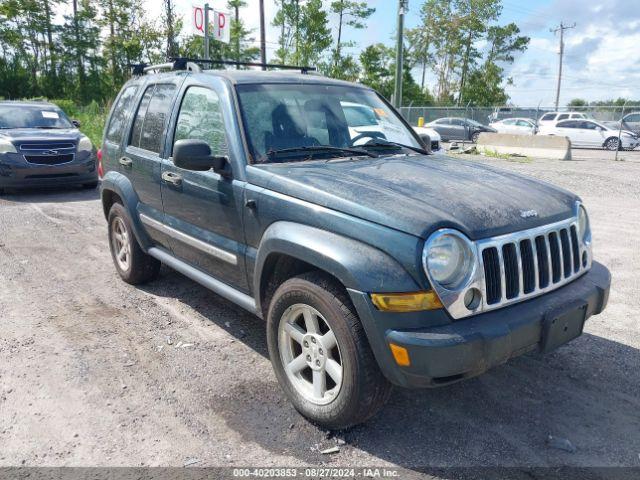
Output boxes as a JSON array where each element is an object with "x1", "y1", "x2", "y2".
[{"x1": 0, "y1": 150, "x2": 639, "y2": 477}]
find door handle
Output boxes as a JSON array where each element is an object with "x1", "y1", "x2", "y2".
[
  {"x1": 162, "y1": 171, "x2": 182, "y2": 187},
  {"x1": 119, "y1": 156, "x2": 133, "y2": 168}
]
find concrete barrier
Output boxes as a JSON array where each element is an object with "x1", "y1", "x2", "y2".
[{"x1": 476, "y1": 133, "x2": 572, "y2": 160}]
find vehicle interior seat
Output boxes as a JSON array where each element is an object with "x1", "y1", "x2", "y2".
[{"x1": 264, "y1": 103, "x2": 319, "y2": 152}]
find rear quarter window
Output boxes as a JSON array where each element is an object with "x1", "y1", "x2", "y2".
[
  {"x1": 105, "y1": 85, "x2": 139, "y2": 143},
  {"x1": 541, "y1": 113, "x2": 556, "y2": 121}
]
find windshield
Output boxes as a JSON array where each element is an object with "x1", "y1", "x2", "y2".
[
  {"x1": 0, "y1": 104, "x2": 73, "y2": 129},
  {"x1": 235, "y1": 83, "x2": 422, "y2": 163}
]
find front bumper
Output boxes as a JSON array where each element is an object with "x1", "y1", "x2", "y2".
[
  {"x1": 349, "y1": 261, "x2": 611, "y2": 388},
  {"x1": 0, "y1": 152, "x2": 98, "y2": 189}
]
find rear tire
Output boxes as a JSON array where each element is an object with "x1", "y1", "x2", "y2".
[
  {"x1": 108, "y1": 203, "x2": 160, "y2": 285},
  {"x1": 266, "y1": 271, "x2": 392, "y2": 429},
  {"x1": 471, "y1": 131, "x2": 480, "y2": 143}
]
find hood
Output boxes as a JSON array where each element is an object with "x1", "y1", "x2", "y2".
[
  {"x1": 0, "y1": 128, "x2": 82, "y2": 142},
  {"x1": 251, "y1": 154, "x2": 578, "y2": 239}
]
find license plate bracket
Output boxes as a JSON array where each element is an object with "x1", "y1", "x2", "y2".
[{"x1": 541, "y1": 304, "x2": 587, "y2": 353}]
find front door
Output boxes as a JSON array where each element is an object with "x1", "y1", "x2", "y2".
[{"x1": 160, "y1": 83, "x2": 248, "y2": 291}]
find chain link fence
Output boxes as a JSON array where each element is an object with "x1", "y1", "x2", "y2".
[{"x1": 399, "y1": 105, "x2": 635, "y2": 126}]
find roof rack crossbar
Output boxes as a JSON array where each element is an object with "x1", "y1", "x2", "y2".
[
  {"x1": 169, "y1": 57, "x2": 316, "y2": 73},
  {"x1": 129, "y1": 60, "x2": 202, "y2": 76}
]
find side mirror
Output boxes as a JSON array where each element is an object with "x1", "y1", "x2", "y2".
[
  {"x1": 72, "y1": 119, "x2": 81, "y2": 128},
  {"x1": 173, "y1": 139, "x2": 230, "y2": 176},
  {"x1": 418, "y1": 133, "x2": 432, "y2": 153}
]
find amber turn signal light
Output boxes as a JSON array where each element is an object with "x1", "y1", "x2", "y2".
[
  {"x1": 389, "y1": 343, "x2": 411, "y2": 367},
  {"x1": 370, "y1": 291, "x2": 443, "y2": 312}
]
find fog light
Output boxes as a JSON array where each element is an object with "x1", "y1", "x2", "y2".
[
  {"x1": 389, "y1": 343, "x2": 411, "y2": 367},
  {"x1": 371, "y1": 291, "x2": 443, "y2": 312},
  {"x1": 464, "y1": 288, "x2": 481, "y2": 310}
]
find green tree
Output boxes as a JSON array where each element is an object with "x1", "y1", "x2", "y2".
[
  {"x1": 329, "y1": 0, "x2": 374, "y2": 77},
  {"x1": 274, "y1": 0, "x2": 331, "y2": 66}
]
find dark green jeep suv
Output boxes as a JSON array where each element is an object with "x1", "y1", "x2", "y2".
[{"x1": 99, "y1": 60, "x2": 610, "y2": 429}]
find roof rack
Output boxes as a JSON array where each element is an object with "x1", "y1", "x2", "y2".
[
  {"x1": 130, "y1": 58, "x2": 316, "y2": 76},
  {"x1": 129, "y1": 59, "x2": 202, "y2": 76},
  {"x1": 170, "y1": 57, "x2": 316, "y2": 74}
]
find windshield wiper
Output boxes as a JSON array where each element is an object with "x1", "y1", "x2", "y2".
[
  {"x1": 33, "y1": 126, "x2": 67, "y2": 129},
  {"x1": 360, "y1": 140, "x2": 429, "y2": 155},
  {"x1": 262, "y1": 145, "x2": 378, "y2": 162}
]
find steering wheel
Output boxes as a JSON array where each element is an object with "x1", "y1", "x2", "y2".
[{"x1": 350, "y1": 131, "x2": 386, "y2": 146}]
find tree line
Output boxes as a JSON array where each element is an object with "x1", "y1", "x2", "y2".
[{"x1": 0, "y1": 0, "x2": 531, "y2": 107}]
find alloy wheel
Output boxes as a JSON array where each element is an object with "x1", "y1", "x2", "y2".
[
  {"x1": 111, "y1": 217, "x2": 131, "y2": 272},
  {"x1": 278, "y1": 304, "x2": 343, "y2": 405}
]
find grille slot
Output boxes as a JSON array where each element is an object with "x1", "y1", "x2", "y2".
[
  {"x1": 19, "y1": 142, "x2": 75, "y2": 151},
  {"x1": 478, "y1": 218, "x2": 586, "y2": 312},
  {"x1": 570, "y1": 226, "x2": 580, "y2": 273},
  {"x1": 482, "y1": 247, "x2": 501, "y2": 305},
  {"x1": 502, "y1": 244, "x2": 519, "y2": 299},
  {"x1": 548, "y1": 231, "x2": 561, "y2": 283},
  {"x1": 519, "y1": 239, "x2": 536, "y2": 294},
  {"x1": 535, "y1": 236, "x2": 550, "y2": 288},
  {"x1": 24, "y1": 154, "x2": 74, "y2": 165},
  {"x1": 560, "y1": 228, "x2": 572, "y2": 278}
]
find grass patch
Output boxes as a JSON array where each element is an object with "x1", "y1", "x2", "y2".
[
  {"x1": 480, "y1": 147, "x2": 532, "y2": 163},
  {"x1": 51, "y1": 99, "x2": 109, "y2": 148}
]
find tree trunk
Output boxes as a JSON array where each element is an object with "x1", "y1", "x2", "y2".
[
  {"x1": 458, "y1": 30, "x2": 472, "y2": 105},
  {"x1": 42, "y1": 0, "x2": 56, "y2": 77},
  {"x1": 335, "y1": 3, "x2": 343, "y2": 67}
]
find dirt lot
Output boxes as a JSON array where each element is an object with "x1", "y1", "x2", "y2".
[{"x1": 1, "y1": 151, "x2": 639, "y2": 476}]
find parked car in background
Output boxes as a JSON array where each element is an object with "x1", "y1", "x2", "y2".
[
  {"x1": 602, "y1": 112, "x2": 640, "y2": 136},
  {"x1": 0, "y1": 101, "x2": 98, "y2": 194},
  {"x1": 489, "y1": 118, "x2": 537, "y2": 135},
  {"x1": 425, "y1": 117, "x2": 497, "y2": 143},
  {"x1": 412, "y1": 125, "x2": 442, "y2": 152},
  {"x1": 538, "y1": 119, "x2": 639, "y2": 150},
  {"x1": 487, "y1": 107, "x2": 514, "y2": 123},
  {"x1": 341, "y1": 101, "x2": 441, "y2": 152},
  {"x1": 537, "y1": 111, "x2": 589, "y2": 127}
]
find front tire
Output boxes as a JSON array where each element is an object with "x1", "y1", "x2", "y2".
[
  {"x1": 266, "y1": 272, "x2": 392, "y2": 429},
  {"x1": 108, "y1": 203, "x2": 160, "y2": 285},
  {"x1": 604, "y1": 137, "x2": 621, "y2": 151}
]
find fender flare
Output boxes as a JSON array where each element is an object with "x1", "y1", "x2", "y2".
[
  {"x1": 253, "y1": 221, "x2": 420, "y2": 310},
  {"x1": 100, "y1": 171, "x2": 153, "y2": 250}
]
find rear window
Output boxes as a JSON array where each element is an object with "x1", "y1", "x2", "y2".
[
  {"x1": 105, "y1": 85, "x2": 139, "y2": 143},
  {"x1": 129, "y1": 84, "x2": 177, "y2": 154}
]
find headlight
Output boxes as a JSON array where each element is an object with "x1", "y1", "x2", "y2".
[
  {"x1": 0, "y1": 139, "x2": 17, "y2": 154},
  {"x1": 578, "y1": 205, "x2": 591, "y2": 244},
  {"x1": 423, "y1": 230, "x2": 475, "y2": 290},
  {"x1": 78, "y1": 136, "x2": 93, "y2": 153}
]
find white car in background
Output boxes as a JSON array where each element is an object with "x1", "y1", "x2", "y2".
[
  {"x1": 412, "y1": 125, "x2": 442, "y2": 152},
  {"x1": 538, "y1": 118, "x2": 639, "y2": 150},
  {"x1": 489, "y1": 117, "x2": 537, "y2": 135},
  {"x1": 341, "y1": 101, "x2": 442, "y2": 152},
  {"x1": 538, "y1": 111, "x2": 589, "y2": 127}
]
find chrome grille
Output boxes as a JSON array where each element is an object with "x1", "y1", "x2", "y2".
[{"x1": 478, "y1": 217, "x2": 589, "y2": 312}]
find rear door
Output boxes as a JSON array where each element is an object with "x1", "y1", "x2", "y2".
[
  {"x1": 123, "y1": 80, "x2": 183, "y2": 247},
  {"x1": 160, "y1": 78, "x2": 249, "y2": 291},
  {"x1": 102, "y1": 84, "x2": 140, "y2": 174},
  {"x1": 554, "y1": 120, "x2": 580, "y2": 145}
]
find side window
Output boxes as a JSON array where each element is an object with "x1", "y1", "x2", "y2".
[
  {"x1": 557, "y1": 114, "x2": 569, "y2": 121},
  {"x1": 516, "y1": 120, "x2": 531, "y2": 127},
  {"x1": 174, "y1": 86, "x2": 228, "y2": 157},
  {"x1": 139, "y1": 84, "x2": 177, "y2": 153},
  {"x1": 503, "y1": 119, "x2": 516, "y2": 125},
  {"x1": 581, "y1": 121, "x2": 597, "y2": 130},
  {"x1": 451, "y1": 119, "x2": 465, "y2": 126},
  {"x1": 105, "y1": 85, "x2": 139, "y2": 143},
  {"x1": 541, "y1": 113, "x2": 555, "y2": 121},
  {"x1": 129, "y1": 86, "x2": 155, "y2": 150},
  {"x1": 436, "y1": 118, "x2": 449, "y2": 125},
  {"x1": 573, "y1": 113, "x2": 586, "y2": 119},
  {"x1": 625, "y1": 113, "x2": 640, "y2": 123},
  {"x1": 557, "y1": 121, "x2": 575, "y2": 128}
]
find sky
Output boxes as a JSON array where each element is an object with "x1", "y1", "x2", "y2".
[{"x1": 146, "y1": 0, "x2": 640, "y2": 106}]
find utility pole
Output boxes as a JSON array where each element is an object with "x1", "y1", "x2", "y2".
[
  {"x1": 259, "y1": 0, "x2": 266, "y2": 69},
  {"x1": 550, "y1": 21, "x2": 576, "y2": 110},
  {"x1": 393, "y1": 0, "x2": 408, "y2": 108},
  {"x1": 204, "y1": 3, "x2": 211, "y2": 60}
]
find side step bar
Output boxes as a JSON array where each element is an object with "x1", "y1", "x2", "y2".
[{"x1": 147, "y1": 247, "x2": 259, "y2": 316}]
